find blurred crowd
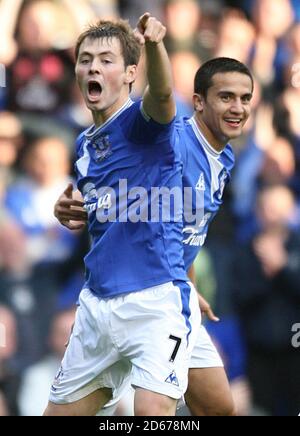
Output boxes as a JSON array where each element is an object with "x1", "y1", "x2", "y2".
[{"x1": 0, "y1": 0, "x2": 300, "y2": 416}]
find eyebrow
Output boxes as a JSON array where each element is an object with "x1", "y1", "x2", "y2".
[{"x1": 218, "y1": 91, "x2": 253, "y2": 99}]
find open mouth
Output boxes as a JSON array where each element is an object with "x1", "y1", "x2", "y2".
[
  {"x1": 224, "y1": 118, "x2": 242, "y2": 128},
  {"x1": 87, "y1": 81, "x2": 102, "y2": 100}
]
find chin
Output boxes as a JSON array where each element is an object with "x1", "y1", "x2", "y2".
[
  {"x1": 87, "y1": 101, "x2": 102, "y2": 111},
  {"x1": 226, "y1": 129, "x2": 242, "y2": 140}
]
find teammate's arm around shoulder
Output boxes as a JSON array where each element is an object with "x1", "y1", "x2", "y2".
[{"x1": 136, "y1": 13, "x2": 175, "y2": 124}]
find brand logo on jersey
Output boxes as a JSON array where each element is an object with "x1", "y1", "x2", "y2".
[
  {"x1": 195, "y1": 172, "x2": 205, "y2": 191},
  {"x1": 165, "y1": 370, "x2": 179, "y2": 386},
  {"x1": 93, "y1": 134, "x2": 112, "y2": 162}
]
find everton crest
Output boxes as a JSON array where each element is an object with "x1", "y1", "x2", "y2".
[{"x1": 93, "y1": 134, "x2": 112, "y2": 162}]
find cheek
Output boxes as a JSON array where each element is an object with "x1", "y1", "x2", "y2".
[
  {"x1": 75, "y1": 69, "x2": 84, "y2": 85},
  {"x1": 245, "y1": 108, "x2": 251, "y2": 120}
]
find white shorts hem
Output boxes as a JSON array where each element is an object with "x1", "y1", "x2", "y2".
[
  {"x1": 131, "y1": 378, "x2": 183, "y2": 400},
  {"x1": 189, "y1": 362, "x2": 224, "y2": 369},
  {"x1": 49, "y1": 381, "x2": 108, "y2": 405}
]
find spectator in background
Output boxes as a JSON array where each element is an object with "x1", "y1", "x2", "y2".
[
  {"x1": 251, "y1": 0, "x2": 295, "y2": 93},
  {"x1": 163, "y1": 0, "x2": 206, "y2": 58},
  {"x1": 0, "y1": 111, "x2": 23, "y2": 181},
  {"x1": 233, "y1": 185, "x2": 300, "y2": 416},
  {"x1": 0, "y1": 305, "x2": 20, "y2": 416},
  {"x1": 5, "y1": 0, "x2": 75, "y2": 141},
  {"x1": 170, "y1": 50, "x2": 201, "y2": 115},
  {"x1": 3, "y1": 136, "x2": 82, "y2": 365},
  {"x1": 118, "y1": 0, "x2": 162, "y2": 26},
  {"x1": 6, "y1": 0, "x2": 75, "y2": 110},
  {"x1": 18, "y1": 307, "x2": 76, "y2": 416},
  {"x1": 215, "y1": 9, "x2": 255, "y2": 64},
  {"x1": 5, "y1": 136, "x2": 78, "y2": 268},
  {"x1": 232, "y1": 103, "x2": 298, "y2": 242}
]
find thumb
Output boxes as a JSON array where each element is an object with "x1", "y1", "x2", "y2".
[{"x1": 64, "y1": 183, "x2": 74, "y2": 198}]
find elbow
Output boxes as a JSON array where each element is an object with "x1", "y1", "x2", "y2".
[
  {"x1": 150, "y1": 88, "x2": 173, "y2": 102},
  {"x1": 158, "y1": 89, "x2": 173, "y2": 102}
]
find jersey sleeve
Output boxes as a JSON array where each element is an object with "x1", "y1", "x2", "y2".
[
  {"x1": 120, "y1": 100, "x2": 175, "y2": 146},
  {"x1": 75, "y1": 131, "x2": 86, "y2": 158},
  {"x1": 175, "y1": 119, "x2": 189, "y2": 172}
]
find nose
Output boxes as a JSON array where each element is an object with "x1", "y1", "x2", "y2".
[
  {"x1": 89, "y1": 58, "x2": 101, "y2": 75},
  {"x1": 230, "y1": 98, "x2": 244, "y2": 115}
]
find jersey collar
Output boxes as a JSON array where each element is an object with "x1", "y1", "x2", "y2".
[
  {"x1": 85, "y1": 98, "x2": 133, "y2": 138},
  {"x1": 189, "y1": 116, "x2": 223, "y2": 158}
]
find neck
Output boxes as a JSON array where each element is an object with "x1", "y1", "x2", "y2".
[
  {"x1": 92, "y1": 95, "x2": 130, "y2": 128},
  {"x1": 193, "y1": 113, "x2": 227, "y2": 153}
]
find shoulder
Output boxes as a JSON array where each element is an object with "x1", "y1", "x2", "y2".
[
  {"x1": 76, "y1": 129, "x2": 88, "y2": 145},
  {"x1": 75, "y1": 127, "x2": 91, "y2": 153},
  {"x1": 120, "y1": 99, "x2": 142, "y2": 121},
  {"x1": 175, "y1": 116, "x2": 190, "y2": 132},
  {"x1": 223, "y1": 143, "x2": 235, "y2": 169}
]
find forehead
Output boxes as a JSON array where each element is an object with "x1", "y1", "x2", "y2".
[
  {"x1": 78, "y1": 36, "x2": 122, "y2": 57},
  {"x1": 209, "y1": 72, "x2": 253, "y2": 95}
]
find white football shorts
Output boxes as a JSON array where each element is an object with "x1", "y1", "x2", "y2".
[
  {"x1": 49, "y1": 280, "x2": 200, "y2": 405},
  {"x1": 99, "y1": 320, "x2": 223, "y2": 416},
  {"x1": 189, "y1": 324, "x2": 224, "y2": 368}
]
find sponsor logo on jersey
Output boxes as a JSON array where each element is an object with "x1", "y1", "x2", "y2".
[
  {"x1": 182, "y1": 227, "x2": 207, "y2": 246},
  {"x1": 217, "y1": 169, "x2": 229, "y2": 200}
]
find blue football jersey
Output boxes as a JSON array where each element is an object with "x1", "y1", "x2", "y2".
[
  {"x1": 75, "y1": 99, "x2": 187, "y2": 297},
  {"x1": 176, "y1": 116, "x2": 235, "y2": 271}
]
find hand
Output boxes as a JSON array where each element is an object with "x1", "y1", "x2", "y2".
[
  {"x1": 54, "y1": 183, "x2": 87, "y2": 231},
  {"x1": 197, "y1": 293, "x2": 220, "y2": 322},
  {"x1": 253, "y1": 232, "x2": 288, "y2": 277},
  {"x1": 134, "y1": 12, "x2": 167, "y2": 45}
]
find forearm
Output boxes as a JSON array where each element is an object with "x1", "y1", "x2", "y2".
[
  {"x1": 139, "y1": 14, "x2": 175, "y2": 123},
  {"x1": 188, "y1": 265, "x2": 196, "y2": 287},
  {"x1": 144, "y1": 41, "x2": 173, "y2": 101}
]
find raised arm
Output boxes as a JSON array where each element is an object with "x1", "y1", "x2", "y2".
[{"x1": 136, "y1": 13, "x2": 175, "y2": 124}]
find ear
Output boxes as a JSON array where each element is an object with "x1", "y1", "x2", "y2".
[
  {"x1": 193, "y1": 93, "x2": 205, "y2": 112},
  {"x1": 125, "y1": 65, "x2": 137, "y2": 87}
]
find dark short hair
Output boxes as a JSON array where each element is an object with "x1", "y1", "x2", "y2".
[
  {"x1": 194, "y1": 57, "x2": 254, "y2": 98},
  {"x1": 75, "y1": 19, "x2": 141, "y2": 68}
]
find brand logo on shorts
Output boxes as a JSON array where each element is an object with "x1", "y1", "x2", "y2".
[
  {"x1": 51, "y1": 366, "x2": 64, "y2": 391},
  {"x1": 165, "y1": 370, "x2": 179, "y2": 386}
]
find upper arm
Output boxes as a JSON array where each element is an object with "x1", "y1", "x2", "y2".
[{"x1": 142, "y1": 85, "x2": 176, "y2": 125}]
